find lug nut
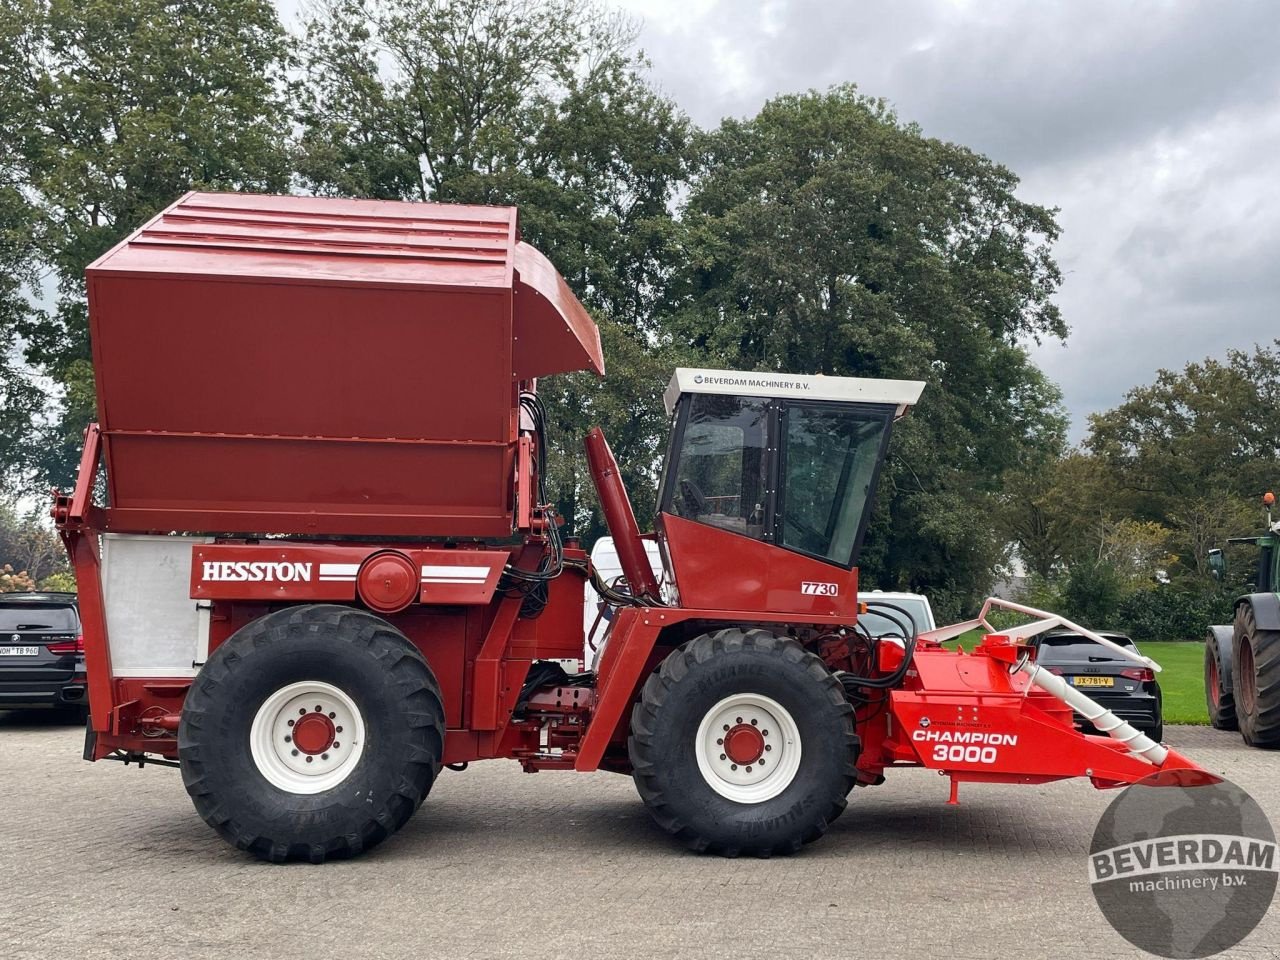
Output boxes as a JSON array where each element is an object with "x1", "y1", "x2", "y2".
[
  {"x1": 750, "y1": 719, "x2": 758, "y2": 726},
  {"x1": 730, "y1": 764, "x2": 738, "y2": 771},
  {"x1": 291, "y1": 749, "x2": 299, "y2": 757},
  {"x1": 719, "y1": 753, "x2": 726, "y2": 761},
  {"x1": 762, "y1": 730, "x2": 769, "y2": 736},
  {"x1": 287, "y1": 719, "x2": 295, "y2": 727},
  {"x1": 299, "y1": 708, "x2": 306, "y2": 716},
  {"x1": 745, "y1": 765, "x2": 752, "y2": 772},
  {"x1": 717, "y1": 738, "x2": 723, "y2": 745},
  {"x1": 759, "y1": 758, "x2": 766, "y2": 766},
  {"x1": 723, "y1": 724, "x2": 729, "y2": 732},
  {"x1": 305, "y1": 756, "x2": 313, "y2": 763},
  {"x1": 321, "y1": 753, "x2": 329, "y2": 760},
  {"x1": 314, "y1": 705, "x2": 323, "y2": 712},
  {"x1": 765, "y1": 745, "x2": 772, "y2": 752},
  {"x1": 328, "y1": 712, "x2": 336, "y2": 719},
  {"x1": 335, "y1": 726, "x2": 343, "y2": 734},
  {"x1": 736, "y1": 716, "x2": 742, "y2": 723},
  {"x1": 333, "y1": 741, "x2": 340, "y2": 749},
  {"x1": 284, "y1": 735, "x2": 291, "y2": 743}
]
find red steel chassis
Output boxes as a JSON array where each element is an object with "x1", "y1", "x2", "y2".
[
  {"x1": 57, "y1": 419, "x2": 1205, "y2": 797},
  {"x1": 56, "y1": 191, "x2": 1205, "y2": 804}
]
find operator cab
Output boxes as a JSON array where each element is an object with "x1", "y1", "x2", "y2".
[{"x1": 658, "y1": 369, "x2": 925, "y2": 569}]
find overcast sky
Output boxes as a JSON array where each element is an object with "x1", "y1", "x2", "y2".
[
  {"x1": 600, "y1": 0, "x2": 1280, "y2": 441},
  {"x1": 278, "y1": 0, "x2": 1280, "y2": 442}
]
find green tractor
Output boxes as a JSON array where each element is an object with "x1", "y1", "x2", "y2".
[{"x1": 1205, "y1": 491, "x2": 1280, "y2": 747}]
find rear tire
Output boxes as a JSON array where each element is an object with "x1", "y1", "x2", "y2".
[
  {"x1": 179, "y1": 604, "x2": 445, "y2": 862},
  {"x1": 1232, "y1": 604, "x2": 1280, "y2": 748},
  {"x1": 1205, "y1": 627, "x2": 1237, "y2": 730},
  {"x1": 629, "y1": 628, "x2": 858, "y2": 857}
]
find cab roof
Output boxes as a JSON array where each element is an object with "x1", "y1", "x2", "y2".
[{"x1": 664, "y1": 368, "x2": 925, "y2": 417}]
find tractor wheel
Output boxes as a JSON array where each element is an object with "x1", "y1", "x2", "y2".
[
  {"x1": 629, "y1": 628, "x2": 859, "y2": 857},
  {"x1": 1204, "y1": 626, "x2": 1237, "y2": 730},
  {"x1": 178, "y1": 604, "x2": 445, "y2": 862},
  {"x1": 1231, "y1": 604, "x2": 1280, "y2": 748}
]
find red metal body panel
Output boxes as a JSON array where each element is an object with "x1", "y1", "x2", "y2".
[
  {"x1": 659, "y1": 512, "x2": 859, "y2": 617},
  {"x1": 84, "y1": 192, "x2": 603, "y2": 539},
  {"x1": 189, "y1": 542, "x2": 505, "y2": 606},
  {"x1": 868, "y1": 640, "x2": 1202, "y2": 790}
]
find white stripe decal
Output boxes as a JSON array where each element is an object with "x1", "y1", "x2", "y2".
[
  {"x1": 420, "y1": 565, "x2": 488, "y2": 580},
  {"x1": 423, "y1": 578, "x2": 489, "y2": 585},
  {"x1": 319, "y1": 564, "x2": 360, "y2": 575}
]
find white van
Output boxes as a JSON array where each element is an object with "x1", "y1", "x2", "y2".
[
  {"x1": 856, "y1": 591, "x2": 936, "y2": 637},
  {"x1": 583, "y1": 536, "x2": 665, "y2": 667}
]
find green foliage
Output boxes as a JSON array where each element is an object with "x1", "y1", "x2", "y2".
[
  {"x1": 0, "y1": 498, "x2": 69, "y2": 584},
  {"x1": 1087, "y1": 341, "x2": 1280, "y2": 524},
  {"x1": 673, "y1": 87, "x2": 1067, "y2": 619},
  {"x1": 1117, "y1": 587, "x2": 1234, "y2": 644},
  {"x1": 38, "y1": 570, "x2": 75, "y2": 592},
  {"x1": 1002, "y1": 341, "x2": 1279, "y2": 641},
  {"x1": 1058, "y1": 560, "x2": 1127, "y2": 629},
  {"x1": 0, "y1": 0, "x2": 294, "y2": 490},
  {"x1": 1, "y1": 3, "x2": 1080, "y2": 617}
]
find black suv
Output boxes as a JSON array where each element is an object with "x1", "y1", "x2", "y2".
[
  {"x1": 0, "y1": 592, "x2": 86, "y2": 716},
  {"x1": 1036, "y1": 629, "x2": 1163, "y2": 742}
]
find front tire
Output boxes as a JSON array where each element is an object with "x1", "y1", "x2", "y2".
[
  {"x1": 1232, "y1": 604, "x2": 1280, "y2": 748},
  {"x1": 179, "y1": 605, "x2": 445, "y2": 862},
  {"x1": 629, "y1": 629, "x2": 858, "y2": 857}
]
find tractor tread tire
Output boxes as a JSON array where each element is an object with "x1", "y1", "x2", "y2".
[
  {"x1": 179, "y1": 604, "x2": 445, "y2": 863},
  {"x1": 628, "y1": 628, "x2": 858, "y2": 858},
  {"x1": 1232, "y1": 604, "x2": 1280, "y2": 749},
  {"x1": 1205, "y1": 628, "x2": 1237, "y2": 730}
]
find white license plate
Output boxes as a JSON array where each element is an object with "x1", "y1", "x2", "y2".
[{"x1": 0, "y1": 646, "x2": 39, "y2": 656}]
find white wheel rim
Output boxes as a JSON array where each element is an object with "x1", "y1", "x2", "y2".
[
  {"x1": 694, "y1": 693, "x2": 802, "y2": 803},
  {"x1": 249, "y1": 681, "x2": 366, "y2": 795}
]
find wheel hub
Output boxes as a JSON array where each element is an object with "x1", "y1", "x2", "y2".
[
  {"x1": 292, "y1": 711, "x2": 336, "y2": 755},
  {"x1": 694, "y1": 693, "x2": 802, "y2": 804},
  {"x1": 249, "y1": 680, "x2": 365, "y2": 795},
  {"x1": 723, "y1": 723, "x2": 765, "y2": 765}
]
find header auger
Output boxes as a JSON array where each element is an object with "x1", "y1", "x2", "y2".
[{"x1": 55, "y1": 192, "x2": 1207, "y2": 862}]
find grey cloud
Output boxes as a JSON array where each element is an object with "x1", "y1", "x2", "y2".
[
  {"x1": 619, "y1": 0, "x2": 1280, "y2": 440},
  {"x1": 271, "y1": 0, "x2": 1280, "y2": 441}
]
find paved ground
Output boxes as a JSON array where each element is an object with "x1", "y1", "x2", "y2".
[{"x1": 0, "y1": 716, "x2": 1276, "y2": 960}]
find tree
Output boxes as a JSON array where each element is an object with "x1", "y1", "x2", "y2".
[
  {"x1": 1087, "y1": 341, "x2": 1280, "y2": 580},
  {"x1": 673, "y1": 87, "x2": 1067, "y2": 617},
  {"x1": 0, "y1": 0, "x2": 294, "y2": 491},
  {"x1": 0, "y1": 498, "x2": 69, "y2": 584},
  {"x1": 1001, "y1": 452, "x2": 1109, "y2": 580},
  {"x1": 294, "y1": 0, "x2": 695, "y2": 538},
  {"x1": 0, "y1": 162, "x2": 44, "y2": 488},
  {"x1": 1088, "y1": 342, "x2": 1280, "y2": 513}
]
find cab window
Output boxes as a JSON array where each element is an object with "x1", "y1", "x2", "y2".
[
  {"x1": 668, "y1": 394, "x2": 769, "y2": 539},
  {"x1": 778, "y1": 405, "x2": 888, "y2": 564}
]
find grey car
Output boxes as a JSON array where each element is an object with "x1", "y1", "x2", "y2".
[{"x1": 0, "y1": 592, "x2": 86, "y2": 716}]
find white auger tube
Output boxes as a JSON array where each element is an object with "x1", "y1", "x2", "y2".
[{"x1": 1017, "y1": 661, "x2": 1169, "y2": 766}]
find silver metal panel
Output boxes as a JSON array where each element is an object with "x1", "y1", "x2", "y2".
[{"x1": 102, "y1": 534, "x2": 212, "y2": 678}]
